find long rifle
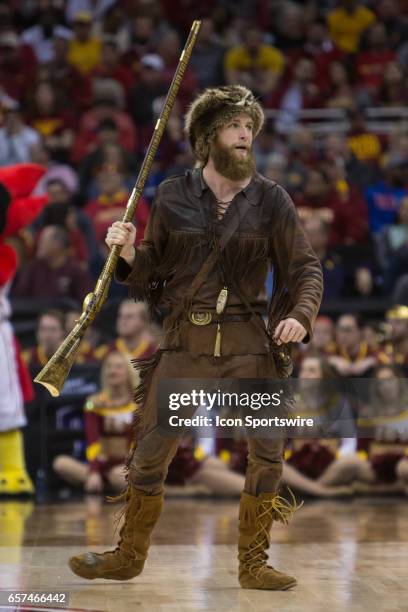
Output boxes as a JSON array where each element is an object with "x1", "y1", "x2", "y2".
[{"x1": 34, "y1": 20, "x2": 202, "y2": 397}]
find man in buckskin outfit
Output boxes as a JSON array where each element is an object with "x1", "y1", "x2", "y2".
[{"x1": 69, "y1": 85, "x2": 323, "y2": 590}]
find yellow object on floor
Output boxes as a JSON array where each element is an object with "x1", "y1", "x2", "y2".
[{"x1": 0, "y1": 429, "x2": 34, "y2": 495}]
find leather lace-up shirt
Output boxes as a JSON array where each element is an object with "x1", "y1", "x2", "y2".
[{"x1": 115, "y1": 168, "x2": 323, "y2": 348}]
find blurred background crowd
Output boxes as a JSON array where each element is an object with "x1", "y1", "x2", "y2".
[{"x1": 1, "y1": 0, "x2": 408, "y2": 499}]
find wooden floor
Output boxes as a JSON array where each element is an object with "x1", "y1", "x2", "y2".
[{"x1": 1, "y1": 495, "x2": 408, "y2": 612}]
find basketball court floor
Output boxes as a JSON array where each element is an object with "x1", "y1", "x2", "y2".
[{"x1": 1, "y1": 495, "x2": 407, "y2": 612}]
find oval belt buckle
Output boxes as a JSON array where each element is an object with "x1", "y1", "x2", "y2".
[{"x1": 189, "y1": 312, "x2": 212, "y2": 325}]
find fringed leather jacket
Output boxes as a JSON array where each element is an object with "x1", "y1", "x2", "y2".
[{"x1": 115, "y1": 168, "x2": 323, "y2": 358}]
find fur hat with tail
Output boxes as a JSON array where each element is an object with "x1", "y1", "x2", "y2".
[{"x1": 184, "y1": 85, "x2": 264, "y2": 163}]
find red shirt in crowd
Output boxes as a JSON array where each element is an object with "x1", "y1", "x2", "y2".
[
  {"x1": 294, "y1": 185, "x2": 368, "y2": 247},
  {"x1": 71, "y1": 109, "x2": 137, "y2": 163},
  {"x1": 84, "y1": 190, "x2": 150, "y2": 246},
  {"x1": 49, "y1": 64, "x2": 93, "y2": 111},
  {"x1": 90, "y1": 63, "x2": 135, "y2": 99},
  {"x1": 25, "y1": 110, "x2": 75, "y2": 141},
  {"x1": 356, "y1": 50, "x2": 396, "y2": 93},
  {"x1": 0, "y1": 44, "x2": 37, "y2": 101},
  {"x1": 13, "y1": 257, "x2": 92, "y2": 303}
]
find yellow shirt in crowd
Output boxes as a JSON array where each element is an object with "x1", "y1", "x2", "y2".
[
  {"x1": 328, "y1": 6, "x2": 376, "y2": 53},
  {"x1": 224, "y1": 44, "x2": 284, "y2": 75},
  {"x1": 68, "y1": 37, "x2": 102, "y2": 74},
  {"x1": 347, "y1": 133, "x2": 382, "y2": 162}
]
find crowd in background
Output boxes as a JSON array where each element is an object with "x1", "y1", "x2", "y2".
[
  {"x1": 1, "y1": 0, "x2": 408, "y2": 305},
  {"x1": 1, "y1": 0, "x2": 408, "y2": 497},
  {"x1": 0, "y1": 0, "x2": 407, "y2": 307}
]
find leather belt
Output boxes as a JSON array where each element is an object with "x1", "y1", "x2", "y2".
[{"x1": 189, "y1": 312, "x2": 252, "y2": 325}]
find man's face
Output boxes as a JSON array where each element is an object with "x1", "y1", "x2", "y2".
[
  {"x1": 98, "y1": 171, "x2": 123, "y2": 196},
  {"x1": 324, "y1": 134, "x2": 348, "y2": 159},
  {"x1": 65, "y1": 311, "x2": 81, "y2": 334},
  {"x1": 102, "y1": 42, "x2": 118, "y2": 67},
  {"x1": 209, "y1": 114, "x2": 255, "y2": 181},
  {"x1": 4, "y1": 109, "x2": 21, "y2": 131},
  {"x1": 53, "y1": 36, "x2": 68, "y2": 61},
  {"x1": 244, "y1": 29, "x2": 261, "y2": 52},
  {"x1": 37, "y1": 315, "x2": 64, "y2": 351},
  {"x1": 305, "y1": 171, "x2": 328, "y2": 199},
  {"x1": 313, "y1": 318, "x2": 334, "y2": 349},
  {"x1": 104, "y1": 353, "x2": 129, "y2": 387},
  {"x1": 368, "y1": 23, "x2": 386, "y2": 48},
  {"x1": 99, "y1": 126, "x2": 118, "y2": 146},
  {"x1": 132, "y1": 16, "x2": 153, "y2": 41},
  {"x1": 299, "y1": 357, "x2": 322, "y2": 379},
  {"x1": 157, "y1": 31, "x2": 180, "y2": 62},
  {"x1": 199, "y1": 19, "x2": 214, "y2": 43},
  {"x1": 264, "y1": 157, "x2": 286, "y2": 184},
  {"x1": 47, "y1": 182, "x2": 70, "y2": 206},
  {"x1": 307, "y1": 22, "x2": 327, "y2": 46},
  {"x1": 116, "y1": 302, "x2": 145, "y2": 338},
  {"x1": 378, "y1": 0, "x2": 398, "y2": 19},
  {"x1": 342, "y1": 0, "x2": 357, "y2": 12},
  {"x1": 74, "y1": 21, "x2": 91, "y2": 42},
  {"x1": 376, "y1": 367, "x2": 400, "y2": 402},
  {"x1": 336, "y1": 316, "x2": 360, "y2": 348},
  {"x1": 290, "y1": 127, "x2": 314, "y2": 153},
  {"x1": 294, "y1": 59, "x2": 315, "y2": 83},
  {"x1": 387, "y1": 317, "x2": 408, "y2": 341}
]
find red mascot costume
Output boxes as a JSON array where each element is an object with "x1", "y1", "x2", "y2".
[{"x1": 0, "y1": 163, "x2": 48, "y2": 495}]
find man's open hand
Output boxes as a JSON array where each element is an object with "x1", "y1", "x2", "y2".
[{"x1": 274, "y1": 318, "x2": 306, "y2": 345}]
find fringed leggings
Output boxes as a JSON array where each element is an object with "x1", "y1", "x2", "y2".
[{"x1": 127, "y1": 350, "x2": 285, "y2": 496}]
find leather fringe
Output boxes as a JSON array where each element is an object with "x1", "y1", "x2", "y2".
[
  {"x1": 131, "y1": 350, "x2": 162, "y2": 406},
  {"x1": 162, "y1": 232, "x2": 270, "y2": 335},
  {"x1": 223, "y1": 235, "x2": 269, "y2": 286},
  {"x1": 128, "y1": 232, "x2": 206, "y2": 321},
  {"x1": 156, "y1": 231, "x2": 206, "y2": 278},
  {"x1": 266, "y1": 487, "x2": 304, "y2": 525},
  {"x1": 128, "y1": 230, "x2": 270, "y2": 326},
  {"x1": 120, "y1": 350, "x2": 163, "y2": 473},
  {"x1": 268, "y1": 266, "x2": 293, "y2": 334},
  {"x1": 267, "y1": 264, "x2": 295, "y2": 379},
  {"x1": 240, "y1": 488, "x2": 303, "y2": 527},
  {"x1": 106, "y1": 483, "x2": 132, "y2": 538}
]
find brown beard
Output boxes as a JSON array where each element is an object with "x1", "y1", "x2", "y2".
[{"x1": 210, "y1": 138, "x2": 256, "y2": 181}]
